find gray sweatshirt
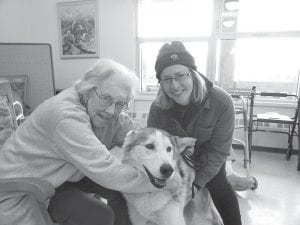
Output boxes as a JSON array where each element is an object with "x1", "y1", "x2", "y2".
[{"x1": 0, "y1": 87, "x2": 155, "y2": 193}]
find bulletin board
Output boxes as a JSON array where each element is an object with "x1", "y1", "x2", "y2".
[{"x1": 0, "y1": 43, "x2": 55, "y2": 114}]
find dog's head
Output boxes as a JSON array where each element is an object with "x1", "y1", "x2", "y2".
[{"x1": 122, "y1": 127, "x2": 195, "y2": 189}]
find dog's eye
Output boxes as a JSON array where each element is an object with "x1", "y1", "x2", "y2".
[
  {"x1": 166, "y1": 146, "x2": 172, "y2": 152},
  {"x1": 145, "y1": 144, "x2": 154, "y2": 150}
]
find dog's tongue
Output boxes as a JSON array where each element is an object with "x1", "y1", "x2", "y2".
[
  {"x1": 144, "y1": 166, "x2": 167, "y2": 189},
  {"x1": 155, "y1": 177, "x2": 167, "y2": 186}
]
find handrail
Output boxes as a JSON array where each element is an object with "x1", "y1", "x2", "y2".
[{"x1": 251, "y1": 86, "x2": 298, "y2": 99}]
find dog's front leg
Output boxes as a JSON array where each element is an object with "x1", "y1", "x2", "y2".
[{"x1": 155, "y1": 201, "x2": 185, "y2": 225}]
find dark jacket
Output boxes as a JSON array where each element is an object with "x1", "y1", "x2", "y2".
[{"x1": 147, "y1": 82, "x2": 235, "y2": 187}]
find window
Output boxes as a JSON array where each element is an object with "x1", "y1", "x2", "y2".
[
  {"x1": 137, "y1": 0, "x2": 300, "y2": 94},
  {"x1": 140, "y1": 41, "x2": 208, "y2": 92},
  {"x1": 138, "y1": 0, "x2": 213, "y2": 38},
  {"x1": 137, "y1": 0, "x2": 213, "y2": 92},
  {"x1": 216, "y1": 37, "x2": 300, "y2": 94},
  {"x1": 221, "y1": 0, "x2": 300, "y2": 33}
]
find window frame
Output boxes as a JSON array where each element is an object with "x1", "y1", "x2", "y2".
[{"x1": 135, "y1": 0, "x2": 300, "y2": 104}]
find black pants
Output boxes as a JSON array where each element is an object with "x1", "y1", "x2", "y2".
[
  {"x1": 206, "y1": 164, "x2": 242, "y2": 225},
  {"x1": 48, "y1": 177, "x2": 131, "y2": 225}
]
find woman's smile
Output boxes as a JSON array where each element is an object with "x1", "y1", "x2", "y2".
[{"x1": 170, "y1": 88, "x2": 185, "y2": 95}]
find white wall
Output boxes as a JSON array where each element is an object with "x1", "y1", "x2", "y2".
[{"x1": 0, "y1": 0, "x2": 136, "y2": 90}]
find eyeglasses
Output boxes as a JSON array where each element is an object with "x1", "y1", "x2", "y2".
[
  {"x1": 160, "y1": 72, "x2": 191, "y2": 86},
  {"x1": 94, "y1": 89, "x2": 128, "y2": 112}
]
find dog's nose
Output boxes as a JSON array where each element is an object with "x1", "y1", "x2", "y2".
[{"x1": 160, "y1": 164, "x2": 174, "y2": 178}]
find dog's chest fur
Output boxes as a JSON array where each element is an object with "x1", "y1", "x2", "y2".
[
  {"x1": 123, "y1": 153, "x2": 195, "y2": 224},
  {"x1": 123, "y1": 158, "x2": 194, "y2": 225},
  {"x1": 121, "y1": 128, "x2": 196, "y2": 225}
]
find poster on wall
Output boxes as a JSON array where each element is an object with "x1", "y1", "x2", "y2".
[{"x1": 57, "y1": 0, "x2": 99, "y2": 59}]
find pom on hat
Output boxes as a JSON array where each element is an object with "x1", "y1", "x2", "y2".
[{"x1": 155, "y1": 41, "x2": 197, "y2": 80}]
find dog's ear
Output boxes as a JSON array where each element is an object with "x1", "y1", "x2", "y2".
[
  {"x1": 124, "y1": 130, "x2": 138, "y2": 143},
  {"x1": 173, "y1": 136, "x2": 196, "y2": 154},
  {"x1": 122, "y1": 129, "x2": 143, "y2": 148}
]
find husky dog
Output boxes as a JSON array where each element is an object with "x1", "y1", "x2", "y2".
[{"x1": 119, "y1": 127, "x2": 222, "y2": 225}]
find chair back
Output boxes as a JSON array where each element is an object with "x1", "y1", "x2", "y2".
[{"x1": 0, "y1": 80, "x2": 18, "y2": 149}]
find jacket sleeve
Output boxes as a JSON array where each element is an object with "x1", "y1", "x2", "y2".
[
  {"x1": 194, "y1": 98, "x2": 235, "y2": 187},
  {"x1": 52, "y1": 113, "x2": 157, "y2": 194}
]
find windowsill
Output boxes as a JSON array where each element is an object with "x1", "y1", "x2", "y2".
[
  {"x1": 136, "y1": 91, "x2": 298, "y2": 108},
  {"x1": 135, "y1": 92, "x2": 157, "y2": 101}
]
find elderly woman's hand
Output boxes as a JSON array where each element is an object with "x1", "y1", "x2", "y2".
[
  {"x1": 118, "y1": 111, "x2": 142, "y2": 131},
  {"x1": 112, "y1": 111, "x2": 143, "y2": 147}
]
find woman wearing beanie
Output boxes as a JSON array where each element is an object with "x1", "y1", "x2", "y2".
[{"x1": 147, "y1": 41, "x2": 242, "y2": 225}]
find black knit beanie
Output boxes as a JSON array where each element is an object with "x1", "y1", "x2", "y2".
[{"x1": 155, "y1": 41, "x2": 197, "y2": 80}]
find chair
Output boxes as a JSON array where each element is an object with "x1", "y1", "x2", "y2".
[
  {"x1": 0, "y1": 80, "x2": 18, "y2": 149},
  {"x1": 248, "y1": 86, "x2": 300, "y2": 171},
  {"x1": 0, "y1": 80, "x2": 18, "y2": 128},
  {"x1": 0, "y1": 80, "x2": 26, "y2": 148}
]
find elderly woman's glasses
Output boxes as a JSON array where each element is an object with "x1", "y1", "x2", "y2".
[
  {"x1": 94, "y1": 89, "x2": 128, "y2": 111},
  {"x1": 160, "y1": 72, "x2": 191, "y2": 86}
]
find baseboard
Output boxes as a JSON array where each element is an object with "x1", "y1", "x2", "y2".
[{"x1": 232, "y1": 144, "x2": 298, "y2": 155}]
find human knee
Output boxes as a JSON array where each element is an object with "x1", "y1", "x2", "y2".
[{"x1": 49, "y1": 195, "x2": 114, "y2": 225}]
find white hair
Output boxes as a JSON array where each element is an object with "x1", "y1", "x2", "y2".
[{"x1": 75, "y1": 59, "x2": 139, "y2": 103}]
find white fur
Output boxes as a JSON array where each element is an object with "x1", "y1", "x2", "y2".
[{"x1": 115, "y1": 128, "x2": 223, "y2": 225}]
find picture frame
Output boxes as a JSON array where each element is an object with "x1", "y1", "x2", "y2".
[
  {"x1": 57, "y1": 0, "x2": 99, "y2": 59},
  {"x1": 0, "y1": 74, "x2": 28, "y2": 116}
]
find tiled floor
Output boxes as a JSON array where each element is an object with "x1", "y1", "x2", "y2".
[{"x1": 232, "y1": 150, "x2": 300, "y2": 225}]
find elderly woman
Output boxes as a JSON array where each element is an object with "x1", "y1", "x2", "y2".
[
  {"x1": 0, "y1": 59, "x2": 156, "y2": 225},
  {"x1": 147, "y1": 41, "x2": 242, "y2": 225}
]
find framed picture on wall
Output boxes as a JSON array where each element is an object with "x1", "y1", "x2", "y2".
[
  {"x1": 57, "y1": 0, "x2": 99, "y2": 59},
  {"x1": 0, "y1": 74, "x2": 28, "y2": 116}
]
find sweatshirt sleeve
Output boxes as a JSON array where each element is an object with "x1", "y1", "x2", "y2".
[
  {"x1": 194, "y1": 98, "x2": 235, "y2": 187},
  {"x1": 52, "y1": 113, "x2": 156, "y2": 193}
]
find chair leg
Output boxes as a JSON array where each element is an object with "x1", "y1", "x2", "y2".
[
  {"x1": 248, "y1": 124, "x2": 253, "y2": 164},
  {"x1": 297, "y1": 154, "x2": 300, "y2": 171},
  {"x1": 286, "y1": 134, "x2": 293, "y2": 160},
  {"x1": 297, "y1": 144, "x2": 300, "y2": 171},
  {"x1": 286, "y1": 144, "x2": 292, "y2": 160},
  {"x1": 243, "y1": 110, "x2": 250, "y2": 170},
  {"x1": 295, "y1": 116, "x2": 300, "y2": 169}
]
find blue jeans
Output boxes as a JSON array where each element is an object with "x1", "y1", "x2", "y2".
[{"x1": 48, "y1": 177, "x2": 132, "y2": 225}]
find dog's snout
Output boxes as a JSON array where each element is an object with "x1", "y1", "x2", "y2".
[{"x1": 160, "y1": 164, "x2": 174, "y2": 178}]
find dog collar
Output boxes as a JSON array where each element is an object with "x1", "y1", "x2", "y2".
[{"x1": 181, "y1": 153, "x2": 195, "y2": 169}]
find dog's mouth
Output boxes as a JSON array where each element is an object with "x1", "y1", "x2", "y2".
[{"x1": 143, "y1": 166, "x2": 167, "y2": 189}]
